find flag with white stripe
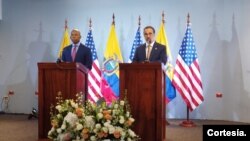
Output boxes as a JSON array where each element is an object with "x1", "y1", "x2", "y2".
[
  {"x1": 85, "y1": 29, "x2": 102, "y2": 102},
  {"x1": 172, "y1": 22, "x2": 204, "y2": 111}
]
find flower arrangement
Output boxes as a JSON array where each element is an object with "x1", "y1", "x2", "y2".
[{"x1": 48, "y1": 92, "x2": 140, "y2": 141}]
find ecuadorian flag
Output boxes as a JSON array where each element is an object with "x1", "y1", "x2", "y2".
[
  {"x1": 156, "y1": 21, "x2": 176, "y2": 103},
  {"x1": 102, "y1": 22, "x2": 123, "y2": 98}
]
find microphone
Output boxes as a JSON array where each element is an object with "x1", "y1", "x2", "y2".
[
  {"x1": 56, "y1": 58, "x2": 62, "y2": 63},
  {"x1": 143, "y1": 59, "x2": 150, "y2": 63},
  {"x1": 96, "y1": 97, "x2": 106, "y2": 105}
]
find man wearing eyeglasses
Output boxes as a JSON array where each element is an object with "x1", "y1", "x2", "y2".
[{"x1": 132, "y1": 26, "x2": 167, "y2": 64}]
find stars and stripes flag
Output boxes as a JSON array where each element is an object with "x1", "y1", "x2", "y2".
[
  {"x1": 128, "y1": 27, "x2": 142, "y2": 62},
  {"x1": 85, "y1": 28, "x2": 102, "y2": 102},
  {"x1": 172, "y1": 22, "x2": 204, "y2": 111}
]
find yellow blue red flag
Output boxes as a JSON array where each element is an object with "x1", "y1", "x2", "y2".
[
  {"x1": 102, "y1": 23, "x2": 123, "y2": 97},
  {"x1": 58, "y1": 22, "x2": 70, "y2": 58},
  {"x1": 156, "y1": 21, "x2": 176, "y2": 103}
]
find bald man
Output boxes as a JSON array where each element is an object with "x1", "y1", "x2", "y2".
[{"x1": 62, "y1": 29, "x2": 92, "y2": 70}]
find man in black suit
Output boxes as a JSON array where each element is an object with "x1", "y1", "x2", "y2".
[
  {"x1": 62, "y1": 29, "x2": 93, "y2": 70},
  {"x1": 133, "y1": 26, "x2": 167, "y2": 64}
]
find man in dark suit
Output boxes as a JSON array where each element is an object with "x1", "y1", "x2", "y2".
[
  {"x1": 133, "y1": 26, "x2": 167, "y2": 64},
  {"x1": 62, "y1": 29, "x2": 93, "y2": 70}
]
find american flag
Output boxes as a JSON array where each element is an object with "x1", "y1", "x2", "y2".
[
  {"x1": 128, "y1": 27, "x2": 142, "y2": 62},
  {"x1": 85, "y1": 29, "x2": 102, "y2": 102},
  {"x1": 172, "y1": 22, "x2": 204, "y2": 111}
]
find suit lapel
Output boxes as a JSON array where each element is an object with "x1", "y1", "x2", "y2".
[
  {"x1": 142, "y1": 44, "x2": 147, "y2": 60},
  {"x1": 69, "y1": 45, "x2": 74, "y2": 62},
  {"x1": 74, "y1": 43, "x2": 82, "y2": 61},
  {"x1": 149, "y1": 43, "x2": 157, "y2": 60}
]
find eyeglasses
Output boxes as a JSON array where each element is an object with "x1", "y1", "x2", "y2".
[{"x1": 144, "y1": 32, "x2": 153, "y2": 36}]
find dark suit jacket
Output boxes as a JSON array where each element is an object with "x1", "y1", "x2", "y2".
[
  {"x1": 132, "y1": 42, "x2": 167, "y2": 64},
  {"x1": 62, "y1": 43, "x2": 93, "y2": 70}
]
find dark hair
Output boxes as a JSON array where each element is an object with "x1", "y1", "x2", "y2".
[{"x1": 144, "y1": 26, "x2": 155, "y2": 34}]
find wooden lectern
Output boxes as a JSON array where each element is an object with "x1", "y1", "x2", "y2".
[
  {"x1": 37, "y1": 62, "x2": 88, "y2": 139},
  {"x1": 119, "y1": 62, "x2": 166, "y2": 141}
]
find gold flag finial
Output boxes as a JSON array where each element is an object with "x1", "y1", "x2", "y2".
[
  {"x1": 112, "y1": 13, "x2": 115, "y2": 25},
  {"x1": 89, "y1": 18, "x2": 92, "y2": 28},
  {"x1": 162, "y1": 11, "x2": 165, "y2": 24},
  {"x1": 138, "y1": 15, "x2": 141, "y2": 27},
  {"x1": 64, "y1": 19, "x2": 68, "y2": 29},
  {"x1": 187, "y1": 13, "x2": 190, "y2": 24}
]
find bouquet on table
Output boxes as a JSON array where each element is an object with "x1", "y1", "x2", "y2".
[{"x1": 48, "y1": 92, "x2": 140, "y2": 141}]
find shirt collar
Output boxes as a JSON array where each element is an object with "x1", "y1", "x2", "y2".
[
  {"x1": 146, "y1": 41, "x2": 155, "y2": 47},
  {"x1": 73, "y1": 42, "x2": 80, "y2": 48}
]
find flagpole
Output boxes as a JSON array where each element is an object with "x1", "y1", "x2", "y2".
[
  {"x1": 161, "y1": 11, "x2": 170, "y2": 126},
  {"x1": 179, "y1": 14, "x2": 196, "y2": 127},
  {"x1": 180, "y1": 106, "x2": 196, "y2": 127},
  {"x1": 64, "y1": 19, "x2": 68, "y2": 30}
]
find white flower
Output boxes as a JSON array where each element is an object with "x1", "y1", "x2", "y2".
[
  {"x1": 121, "y1": 131, "x2": 126, "y2": 137},
  {"x1": 112, "y1": 110, "x2": 117, "y2": 116},
  {"x1": 48, "y1": 97, "x2": 139, "y2": 140},
  {"x1": 97, "y1": 113, "x2": 103, "y2": 119},
  {"x1": 56, "y1": 128, "x2": 62, "y2": 134},
  {"x1": 129, "y1": 117, "x2": 135, "y2": 123},
  {"x1": 114, "y1": 104, "x2": 118, "y2": 109},
  {"x1": 57, "y1": 134, "x2": 64, "y2": 141},
  {"x1": 48, "y1": 127, "x2": 55, "y2": 135},
  {"x1": 116, "y1": 127, "x2": 123, "y2": 132},
  {"x1": 108, "y1": 126, "x2": 115, "y2": 134},
  {"x1": 57, "y1": 114, "x2": 63, "y2": 119},
  {"x1": 99, "y1": 108, "x2": 103, "y2": 112},
  {"x1": 104, "y1": 121, "x2": 111, "y2": 127},
  {"x1": 120, "y1": 100, "x2": 125, "y2": 106},
  {"x1": 126, "y1": 111, "x2": 130, "y2": 117},
  {"x1": 95, "y1": 123, "x2": 101, "y2": 129},
  {"x1": 85, "y1": 116, "x2": 95, "y2": 128},
  {"x1": 115, "y1": 110, "x2": 120, "y2": 115},
  {"x1": 90, "y1": 135, "x2": 96, "y2": 141},
  {"x1": 64, "y1": 112, "x2": 78, "y2": 127},
  {"x1": 65, "y1": 100, "x2": 70, "y2": 104},
  {"x1": 55, "y1": 105, "x2": 62, "y2": 112},
  {"x1": 61, "y1": 123, "x2": 66, "y2": 130},
  {"x1": 102, "y1": 127, "x2": 108, "y2": 133},
  {"x1": 93, "y1": 128, "x2": 98, "y2": 133},
  {"x1": 76, "y1": 123, "x2": 83, "y2": 130},
  {"x1": 70, "y1": 100, "x2": 78, "y2": 108},
  {"x1": 128, "y1": 129, "x2": 136, "y2": 137},
  {"x1": 119, "y1": 116, "x2": 125, "y2": 124}
]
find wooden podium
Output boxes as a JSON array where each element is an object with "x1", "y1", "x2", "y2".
[
  {"x1": 37, "y1": 62, "x2": 88, "y2": 139},
  {"x1": 119, "y1": 62, "x2": 166, "y2": 141}
]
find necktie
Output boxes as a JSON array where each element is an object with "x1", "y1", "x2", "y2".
[
  {"x1": 71, "y1": 45, "x2": 77, "y2": 61},
  {"x1": 146, "y1": 45, "x2": 151, "y2": 61}
]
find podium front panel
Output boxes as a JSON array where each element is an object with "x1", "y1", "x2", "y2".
[
  {"x1": 38, "y1": 62, "x2": 88, "y2": 139},
  {"x1": 119, "y1": 63, "x2": 166, "y2": 141}
]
